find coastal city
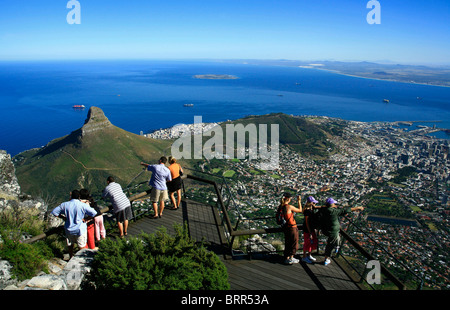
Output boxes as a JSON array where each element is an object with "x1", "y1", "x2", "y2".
[{"x1": 143, "y1": 116, "x2": 449, "y2": 289}]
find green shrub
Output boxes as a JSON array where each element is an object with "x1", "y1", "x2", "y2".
[
  {"x1": 0, "y1": 205, "x2": 65, "y2": 281},
  {"x1": 0, "y1": 231, "x2": 52, "y2": 281},
  {"x1": 86, "y1": 224, "x2": 230, "y2": 290}
]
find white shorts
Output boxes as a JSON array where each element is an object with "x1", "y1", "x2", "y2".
[{"x1": 66, "y1": 232, "x2": 87, "y2": 248}]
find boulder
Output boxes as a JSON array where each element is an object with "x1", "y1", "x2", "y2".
[
  {"x1": 25, "y1": 274, "x2": 67, "y2": 290},
  {"x1": 0, "y1": 260, "x2": 18, "y2": 290}
]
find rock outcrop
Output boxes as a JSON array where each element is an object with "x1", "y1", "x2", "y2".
[
  {"x1": 0, "y1": 150, "x2": 21, "y2": 198},
  {"x1": 2, "y1": 249, "x2": 96, "y2": 290},
  {"x1": 81, "y1": 106, "x2": 113, "y2": 137},
  {"x1": 0, "y1": 150, "x2": 48, "y2": 223}
]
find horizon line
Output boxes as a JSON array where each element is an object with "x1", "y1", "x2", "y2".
[{"x1": 0, "y1": 57, "x2": 449, "y2": 67}]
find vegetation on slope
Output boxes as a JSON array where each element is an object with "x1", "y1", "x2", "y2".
[{"x1": 84, "y1": 224, "x2": 230, "y2": 290}]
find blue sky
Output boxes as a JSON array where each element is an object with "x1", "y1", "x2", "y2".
[{"x1": 0, "y1": 0, "x2": 449, "y2": 64}]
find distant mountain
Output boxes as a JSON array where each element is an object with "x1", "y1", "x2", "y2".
[{"x1": 13, "y1": 107, "x2": 172, "y2": 202}]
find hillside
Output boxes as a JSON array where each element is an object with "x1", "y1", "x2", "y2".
[
  {"x1": 13, "y1": 107, "x2": 173, "y2": 203},
  {"x1": 217, "y1": 113, "x2": 342, "y2": 159}
]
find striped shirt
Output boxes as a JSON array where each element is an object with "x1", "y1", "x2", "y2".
[{"x1": 102, "y1": 182, "x2": 130, "y2": 213}]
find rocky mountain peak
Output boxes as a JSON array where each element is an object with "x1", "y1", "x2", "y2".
[{"x1": 81, "y1": 106, "x2": 113, "y2": 136}]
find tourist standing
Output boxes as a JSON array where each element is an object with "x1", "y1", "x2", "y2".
[
  {"x1": 167, "y1": 156, "x2": 184, "y2": 210},
  {"x1": 51, "y1": 190, "x2": 97, "y2": 258},
  {"x1": 140, "y1": 156, "x2": 172, "y2": 218},
  {"x1": 277, "y1": 192, "x2": 303, "y2": 265},
  {"x1": 102, "y1": 176, "x2": 132, "y2": 238},
  {"x1": 302, "y1": 196, "x2": 319, "y2": 264},
  {"x1": 320, "y1": 197, "x2": 364, "y2": 266}
]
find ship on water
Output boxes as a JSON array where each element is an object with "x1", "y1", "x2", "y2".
[
  {"x1": 183, "y1": 103, "x2": 194, "y2": 107},
  {"x1": 383, "y1": 99, "x2": 390, "y2": 103},
  {"x1": 72, "y1": 105, "x2": 85, "y2": 109}
]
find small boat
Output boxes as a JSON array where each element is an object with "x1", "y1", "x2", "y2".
[
  {"x1": 383, "y1": 99, "x2": 389, "y2": 103},
  {"x1": 183, "y1": 104, "x2": 194, "y2": 107},
  {"x1": 72, "y1": 105, "x2": 85, "y2": 109}
]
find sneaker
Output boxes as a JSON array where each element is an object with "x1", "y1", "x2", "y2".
[
  {"x1": 308, "y1": 255, "x2": 316, "y2": 261},
  {"x1": 324, "y1": 258, "x2": 331, "y2": 266},
  {"x1": 291, "y1": 257, "x2": 300, "y2": 264},
  {"x1": 302, "y1": 257, "x2": 313, "y2": 264},
  {"x1": 284, "y1": 259, "x2": 293, "y2": 265}
]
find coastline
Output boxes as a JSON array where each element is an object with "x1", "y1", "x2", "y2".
[{"x1": 301, "y1": 66, "x2": 450, "y2": 88}]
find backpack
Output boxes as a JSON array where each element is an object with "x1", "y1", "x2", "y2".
[
  {"x1": 309, "y1": 208, "x2": 323, "y2": 230},
  {"x1": 275, "y1": 205, "x2": 287, "y2": 227}
]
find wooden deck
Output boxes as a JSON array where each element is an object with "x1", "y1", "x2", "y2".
[{"x1": 127, "y1": 198, "x2": 360, "y2": 291}]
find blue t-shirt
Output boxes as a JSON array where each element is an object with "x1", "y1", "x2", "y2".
[
  {"x1": 51, "y1": 199, "x2": 97, "y2": 236},
  {"x1": 147, "y1": 164, "x2": 172, "y2": 190}
]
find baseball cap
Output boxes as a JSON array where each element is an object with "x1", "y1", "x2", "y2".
[
  {"x1": 307, "y1": 196, "x2": 318, "y2": 203},
  {"x1": 326, "y1": 198, "x2": 337, "y2": 205}
]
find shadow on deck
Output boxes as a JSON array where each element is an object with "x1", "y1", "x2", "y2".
[{"x1": 127, "y1": 198, "x2": 360, "y2": 291}]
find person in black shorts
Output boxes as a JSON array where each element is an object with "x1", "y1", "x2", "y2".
[{"x1": 167, "y1": 156, "x2": 184, "y2": 210}]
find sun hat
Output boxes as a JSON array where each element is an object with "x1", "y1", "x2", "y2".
[{"x1": 307, "y1": 196, "x2": 318, "y2": 203}]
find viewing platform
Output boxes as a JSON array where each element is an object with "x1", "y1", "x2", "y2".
[
  {"x1": 127, "y1": 198, "x2": 360, "y2": 290},
  {"x1": 25, "y1": 172, "x2": 419, "y2": 290}
]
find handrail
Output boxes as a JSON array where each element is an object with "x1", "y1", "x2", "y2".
[
  {"x1": 23, "y1": 205, "x2": 112, "y2": 244},
  {"x1": 338, "y1": 214, "x2": 424, "y2": 290},
  {"x1": 339, "y1": 229, "x2": 406, "y2": 290},
  {"x1": 182, "y1": 171, "x2": 297, "y2": 234}
]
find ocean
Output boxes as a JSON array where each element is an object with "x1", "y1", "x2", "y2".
[{"x1": 0, "y1": 59, "x2": 449, "y2": 156}]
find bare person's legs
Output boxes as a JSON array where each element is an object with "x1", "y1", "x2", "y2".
[
  {"x1": 176, "y1": 189, "x2": 181, "y2": 208},
  {"x1": 68, "y1": 244, "x2": 74, "y2": 259},
  {"x1": 152, "y1": 202, "x2": 159, "y2": 218},
  {"x1": 159, "y1": 199, "x2": 165, "y2": 216},
  {"x1": 169, "y1": 191, "x2": 177, "y2": 209},
  {"x1": 118, "y1": 222, "x2": 124, "y2": 237}
]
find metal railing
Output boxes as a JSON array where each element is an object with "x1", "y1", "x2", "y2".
[
  {"x1": 335, "y1": 214, "x2": 424, "y2": 290},
  {"x1": 180, "y1": 170, "x2": 423, "y2": 290}
]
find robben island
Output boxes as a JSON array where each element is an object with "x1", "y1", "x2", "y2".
[{"x1": 145, "y1": 114, "x2": 449, "y2": 289}]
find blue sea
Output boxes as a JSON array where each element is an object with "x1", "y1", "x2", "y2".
[{"x1": 1, "y1": 60, "x2": 449, "y2": 156}]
